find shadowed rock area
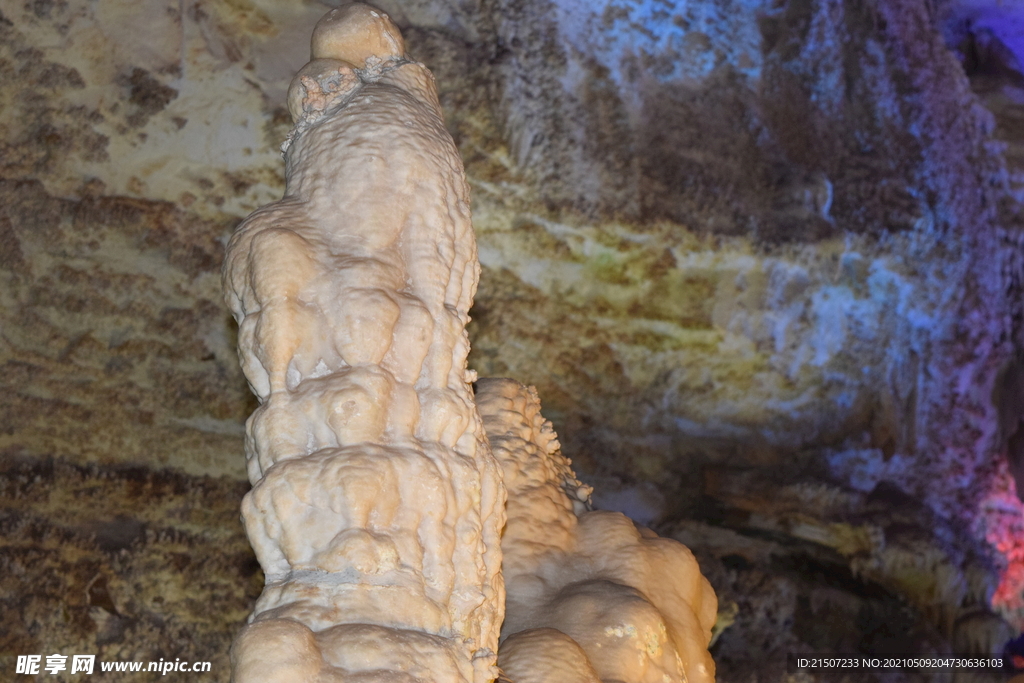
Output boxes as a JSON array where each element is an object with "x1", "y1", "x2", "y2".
[{"x1": 0, "y1": 457, "x2": 260, "y2": 681}]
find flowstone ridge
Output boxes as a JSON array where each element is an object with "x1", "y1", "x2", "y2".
[{"x1": 222, "y1": 4, "x2": 717, "y2": 682}]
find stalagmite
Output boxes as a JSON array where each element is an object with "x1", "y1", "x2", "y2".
[
  {"x1": 223, "y1": 3, "x2": 717, "y2": 682},
  {"x1": 223, "y1": 4, "x2": 504, "y2": 681},
  {"x1": 477, "y1": 379, "x2": 717, "y2": 683}
]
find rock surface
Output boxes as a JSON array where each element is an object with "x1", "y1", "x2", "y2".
[
  {"x1": 3, "y1": 0, "x2": 1024, "y2": 680},
  {"x1": 0, "y1": 457, "x2": 260, "y2": 679}
]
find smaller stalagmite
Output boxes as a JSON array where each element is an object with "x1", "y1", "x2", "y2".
[
  {"x1": 478, "y1": 380, "x2": 718, "y2": 683},
  {"x1": 222, "y1": 3, "x2": 717, "y2": 682}
]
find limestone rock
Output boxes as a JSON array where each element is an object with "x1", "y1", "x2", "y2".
[
  {"x1": 478, "y1": 378, "x2": 716, "y2": 683},
  {"x1": 222, "y1": 6, "x2": 503, "y2": 681}
]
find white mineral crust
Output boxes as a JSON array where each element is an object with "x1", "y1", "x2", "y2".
[
  {"x1": 223, "y1": 4, "x2": 504, "y2": 682},
  {"x1": 477, "y1": 379, "x2": 718, "y2": 683},
  {"x1": 223, "y1": 4, "x2": 717, "y2": 682}
]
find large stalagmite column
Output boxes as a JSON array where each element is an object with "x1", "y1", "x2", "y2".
[{"x1": 222, "y1": 4, "x2": 505, "y2": 681}]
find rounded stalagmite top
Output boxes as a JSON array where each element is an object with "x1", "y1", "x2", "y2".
[
  {"x1": 310, "y1": 3, "x2": 405, "y2": 68},
  {"x1": 286, "y1": 58, "x2": 357, "y2": 123}
]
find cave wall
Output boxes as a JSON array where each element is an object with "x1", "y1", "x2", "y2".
[{"x1": 3, "y1": 0, "x2": 1024, "y2": 680}]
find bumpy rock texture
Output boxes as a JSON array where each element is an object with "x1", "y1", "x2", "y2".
[
  {"x1": 479, "y1": 378, "x2": 717, "y2": 683},
  {"x1": 4, "y1": 0, "x2": 1024, "y2": 680},
  {"x1": 224, "y1": 6, "x2": 504, "y2": 681},
  {"x1": 0, "y1": 457, "x2": 261, "y2": 681}
]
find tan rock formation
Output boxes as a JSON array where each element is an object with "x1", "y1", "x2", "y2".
[
  {"x1": 478, "y1": 379, "x2": 717, "y2": 683},
  {"x1": 222, "y1": 5, "x2": 504, "y2": 681}
]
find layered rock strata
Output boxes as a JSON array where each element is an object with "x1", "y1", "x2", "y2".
[{"x1": 222, "y1": 5, "x2": 504, "y2": 681}]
